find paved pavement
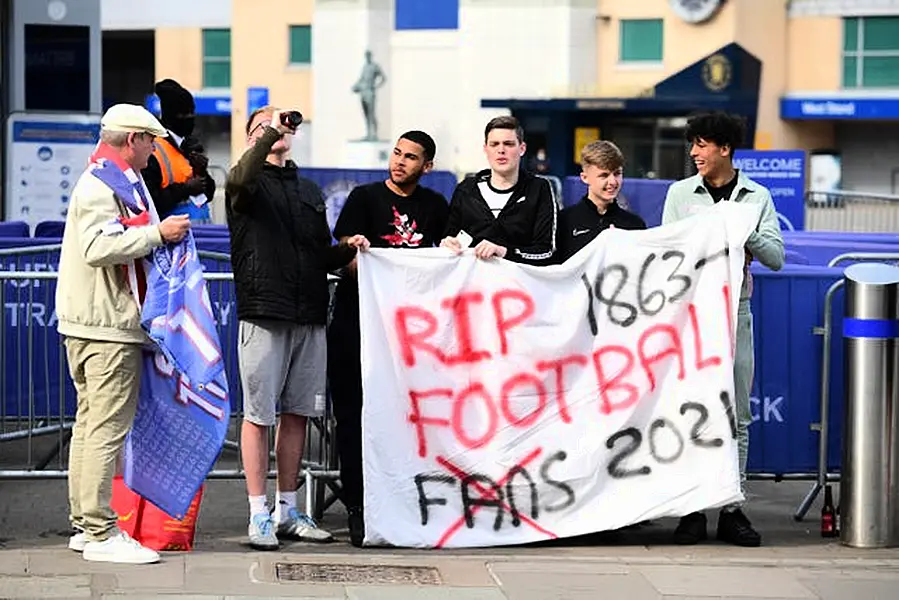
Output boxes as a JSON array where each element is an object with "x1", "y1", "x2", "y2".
[{"x1": 1, "y1": 479, "x2": 898, "y2": 599}]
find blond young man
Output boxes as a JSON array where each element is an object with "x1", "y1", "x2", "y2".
[{"x1": 554, "y1": 141, "x2": 646, "y2": 263}]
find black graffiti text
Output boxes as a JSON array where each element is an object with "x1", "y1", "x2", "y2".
[
  {"x1": 605, "y1": 391, "x2": 737, "y2": 479},
  {"x1": 413, "y1": 450, "x2": 575, "y2": 531},
  {"x1": 581, "y1": 247, "x2": 729, "y2": 333}
]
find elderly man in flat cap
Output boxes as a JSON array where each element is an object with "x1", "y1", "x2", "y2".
[
  {"x1": 56, "y1": 103, "x2": 191, "y2": 564},
  {"x1": 142, "y1": 78, "x2": 216, "y2": 222}
]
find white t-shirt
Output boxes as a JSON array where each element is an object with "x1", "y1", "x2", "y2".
[{"x1": 478, "y1": 181, "x2": 513, "y2": 217}]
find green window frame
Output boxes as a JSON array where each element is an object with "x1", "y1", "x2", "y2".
[
  {"x1": 289, "y1": 25, "x2": 312, "y2": 65},
  {"x1": 842, "y1": 17, "x2": 899, "y2": 88},
  {"x1": 202, "y1": 28, "x2": 230, "y2": 88},
  {"x1": 619, "y1": 19, "x2": 663, "y2": 63}
]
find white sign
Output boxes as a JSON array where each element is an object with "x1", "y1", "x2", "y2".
[
  {"x1": 799, "y1": 101, "x2": 856, "y2": 117},
  {"x1": 357, "y1": 201, "x2": 759, "y2": 549},
  {"x1": 5, "y1": 112, "x2": 100, "y2": 229}
]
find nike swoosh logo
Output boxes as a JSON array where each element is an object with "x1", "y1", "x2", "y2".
[
  {"x1": 119, "y1": 510, "x2": 135, "y2": 522},
  {"x1": 572, "y1": 228, "x2": 591, "y2": 236}
]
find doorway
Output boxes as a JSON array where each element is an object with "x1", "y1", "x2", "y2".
[{"x1": 597, "y1": 116, "x2": 690, "y2": 180}]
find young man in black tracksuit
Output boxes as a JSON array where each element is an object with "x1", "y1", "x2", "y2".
[
  {"x1": 441, "y1": 116, "x2": 557, "y2": 264},
  {"x1": 555, "y1": 140, "x2": 647, "y2": 542},
  {"x1": 554, "y1": 140, "x2": 646, "y2": 264}
]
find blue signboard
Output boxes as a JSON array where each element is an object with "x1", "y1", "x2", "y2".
[
  {"x1": 247, "y1": 87, "x2": 269, "y2": 114},
  {"x1": 146, "y1": 93, "x2": 232, "y2": 117},
  {"x1": 195, "y1": 95, "x2": 232, "y2": 116},
  {"x1": 733, "y1": 149, "x2": 806, "y2": 231},
  {"x1": 781, "y1": 97, "x2": 899, "y2": 120}
]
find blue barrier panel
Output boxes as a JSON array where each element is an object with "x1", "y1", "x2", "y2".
[
  {"x1": 1, "y1": 241, "x2": 72, "y2": 420},
  {"x1": 191, "y1": 229, "x2": 230, "y2": 238},
  {"x1": 0, "y1": 221, "x2": 30, "y2": 238},
  {"x1": 34, "y1": 222, "x2": 233, "y2": 239},
  {"x1": 34, "y1": 221, "x2": 65, "y2": 238},
  {"x1": 192, "y1": 224, "x2": 229, "y2": 237},
  {"x1": 748, "y1": 264, "x2": 845, "y2": 475},
  {"x1": 783, "y1": 231, "x2": 899, "y2": 245},
  {"x1": 196, "y1": 238, "x2": 230, "y2": 255},
  {"x1": 0, "y1": 237, "x2": 849, "y2": 477},
  {"x1": 561, "y1": 177, "x2": 581, "y2": 208},
  {"x1": 563, "y1": 177, "x2": 673, "y2": 227},
  {"x1": 0, "y1": 237, "x2": 241, "y2": 419},
  {"x1": 298, "y1": 167, "x2": 458, "y2": 235},
  {"x1": 562, "y1": 176, "x2": 827, "y2": 234},
  {"x1": 785, "y1": 239, "x2": 899, "y2": 267},
  {"x1": 784, "y1": 249, "x2": 810, "y2": 265}
]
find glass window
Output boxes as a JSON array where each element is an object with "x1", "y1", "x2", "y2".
[
  {"x1": 25, "y1": 24, "x2": 90, "y2": 111},
  {"x1": 619, "y1": 19, "x2": 663, "y2": 63},
  {"x1": 862, "y1": 56, "x2": 899, "y2": 88},
  {"x1": 862, "y1": 17, "x2": 899, "y2": 51},
  {"x1": 202, "y1": 29, "x2": 230, "y2": 88},
  {"x1": 289, "y1": 25, "x2": 311, "y2": 64},
  {"x1": 842, "y1": 17, "x2": 899, "y2": 88},
  {"x1": 842, "y1": 56, "x2": 858, "y2": 88},
  {"x1": 843, "y1": 17, "x2": 857, "y2": 52}
]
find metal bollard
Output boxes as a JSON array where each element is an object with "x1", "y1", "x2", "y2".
[{"x1": 841, "y1": 262, "x2": 899, "y2": 548}]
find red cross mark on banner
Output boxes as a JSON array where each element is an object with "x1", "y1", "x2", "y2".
[{"x1": 432, "y1": 447, "x2": 559, "y2": 548}]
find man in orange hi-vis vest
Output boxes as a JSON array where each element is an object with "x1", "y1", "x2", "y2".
[{"x1": 142, "y1": 79, "x2": 216, "y2": 223}]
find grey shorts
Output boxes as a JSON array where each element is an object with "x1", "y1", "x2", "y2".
[{"x1": 237, "y1": 319, "x2": 327, "y2": 426}]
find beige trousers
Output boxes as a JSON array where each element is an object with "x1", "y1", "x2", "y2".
[{"x1": 64, "y1": 337, "x2": 142, "y2": 542}]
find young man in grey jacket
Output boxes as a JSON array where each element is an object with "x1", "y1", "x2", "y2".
[{"x1": 661, "y1": 111, "x2": 784, "y2": 548}]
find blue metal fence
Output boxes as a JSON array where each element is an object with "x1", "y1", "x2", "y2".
[{"x1": 6, "y1": 164, "x2": 899, "y2": 480}]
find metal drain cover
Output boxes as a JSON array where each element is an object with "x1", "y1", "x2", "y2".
[{"x1": 276, "y1": 562, "x2": 442, "y2": 585}]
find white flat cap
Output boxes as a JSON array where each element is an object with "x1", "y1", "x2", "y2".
[{"x1": 101, "y1": 103, "x2": 167, "y2": 137}]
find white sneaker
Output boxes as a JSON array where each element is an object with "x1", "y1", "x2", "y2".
[
  {"x1": 276, "y1": 507, "x2": 334, "y2": 543},
  {"x1": 68, "y1": 531, "x2": 86, "y2": 552},
  {"x1": 248, "y1": 513, "x2": 279, "y2": 550},
  {"x1": 82, "y1": 532, "x2": 160, "y2": 564}
]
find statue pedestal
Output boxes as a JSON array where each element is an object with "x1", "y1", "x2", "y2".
[{"x1": 343, "y1": 140, "x2": 392, "y2": 169}]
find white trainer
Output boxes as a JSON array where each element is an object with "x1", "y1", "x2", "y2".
[
  {"x1": 68, "y1": 531, "x2": 86, "y2": 552},
  {"x1": 82, "y1": 531, "x2": 160, "y2": 564},
  {"x1": 276, "y1": 507, "x2": 333, "y2": 543}
]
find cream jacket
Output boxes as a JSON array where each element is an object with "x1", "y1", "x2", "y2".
[{"x1": 56, "y1": 169, "x2": 164, "y2": 344}]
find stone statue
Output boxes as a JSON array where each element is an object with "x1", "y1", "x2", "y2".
[{"x1": 351, "y1": 50, "x2": 386, "y2": 141}]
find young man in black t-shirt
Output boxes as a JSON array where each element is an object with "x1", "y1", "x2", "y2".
[
  {"x1": 555, "y1": 140, "x2": 646, "y2": 263},
  {"x1": 327, "y1": 130, "x2": 449, "y2": 547}
]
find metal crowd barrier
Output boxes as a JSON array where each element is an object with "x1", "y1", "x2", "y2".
[
  {"x1": 8, "y1": 242, "x2": 897, "y2": 522},
  {"x1": 806, "y1": 190, "x2": 899, "y2": 232},
  {"x1": 793, "y1": 251, "x2": 899, "y2": 521},
  {"x1": 0, "y1": 247, "x2": 343, "y2": 519}
]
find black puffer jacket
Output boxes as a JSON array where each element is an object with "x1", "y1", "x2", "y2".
[{"x1": 225, "y1": 127, "x2": 355, "y2": 325}]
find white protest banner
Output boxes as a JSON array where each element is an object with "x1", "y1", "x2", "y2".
[{"x1": 357, "y1": 201, "x2": 759, "y2": 549}]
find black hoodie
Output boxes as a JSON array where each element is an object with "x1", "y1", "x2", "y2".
[{"x1": 443, "y1": 168, "x2": 557, "y2": 264}]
